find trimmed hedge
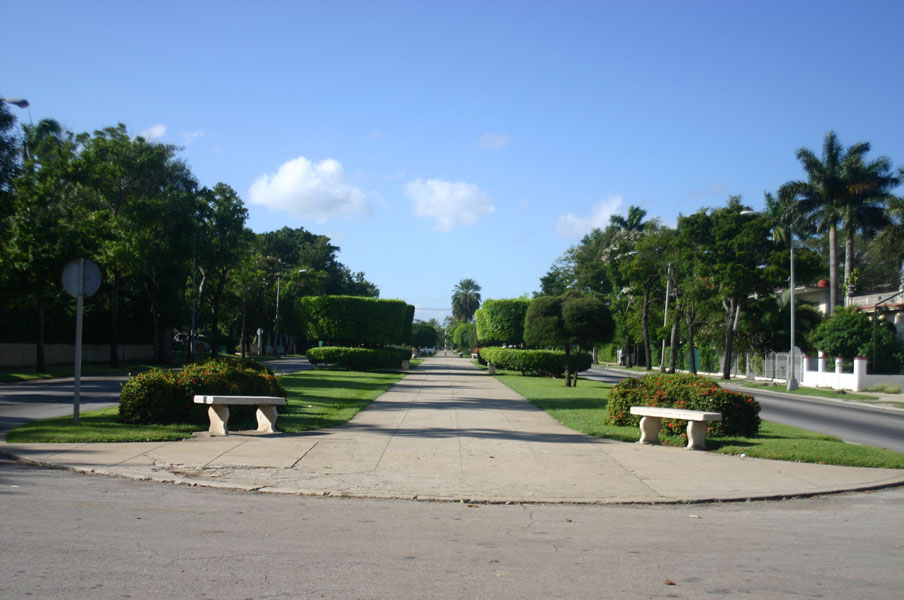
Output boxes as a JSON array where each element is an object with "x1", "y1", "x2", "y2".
[
  {"x1": 297, "y1": 296, "x2": 415, "y2": 346},
  {"x1": 306, "y1": 346, "x2": 410, "y2": 370},
  {"x1": 475, "y1": 298, "x2": 530, "y2": 345},
  {"x1": 479, "y1": 347, "x2": 592, "y2": 378},
  {"x1": 119, "y1": 358, "x2": 286, "y2": 425},
  {"x1": 605, "y1": 373, "x2": 760, "y2": 438}
]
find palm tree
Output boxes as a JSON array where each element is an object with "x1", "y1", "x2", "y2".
[
  {"x1": 451, "y1": 278, "x2": 482, "y2": 323},
  {"x1": 838, "y1": 156, "x2": 899, "y2": 299},
  {"x1": 872, "y1": 171, "x2": 904, "y2": 283},
  {"x1": 609, "y1": 205, "x2": 648, "y2": 232},
  {"x1": 779, "y1": 131, "x2": 870, "y2": 313}
]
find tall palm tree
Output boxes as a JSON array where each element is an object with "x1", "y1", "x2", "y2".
[
  {"x1": 872, "y1": 171, "x2": 904, "y2": 283},
  {"x1": 779, "y1": 131, "x2": 870, "y2": 313},
  {"x1": 451, "y1": 278, "x2": 482, "y2": 323},
  {"x1": 838, "y1": 156, "x2": 899, "y2": 298}
]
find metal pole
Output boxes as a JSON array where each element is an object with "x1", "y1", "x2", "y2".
[
  {"x1": 274, "y1": 272, "x2": 281, "y2": 356},
  {"x1": 787, "y1": 227, "x2": 798, "y2": 391},
  {"x1": 73, "y1": 259, "x2": 84, "y2": 425},
  {"x1": 660, "y1": 263, "x2": 671, "y2": 373},
  {"x1": 190, "y1": 230, "x2": 196, "y2": 361}
]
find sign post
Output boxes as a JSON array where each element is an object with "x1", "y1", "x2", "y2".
[{"x1": 62, "y1": 258, "x2": 102, "y2": 425}]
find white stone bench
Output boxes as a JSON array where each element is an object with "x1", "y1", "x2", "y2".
[
  {"x1": 629, "y1": 406, "x2": 722, "y2": 450},
  {"x1": 193, "y1": 395, "x2": 287, "y2": 435}
]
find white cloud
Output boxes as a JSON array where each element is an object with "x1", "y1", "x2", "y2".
[
  {"x1": 477, "y1": 132, "x2": 512, "y2": 150},
  {"x1": 182, "y1": 130, "x2": 208, "y2": 145},
  {"x1": 555, "y1": 195, "x2": 624, "y2": 239},
  {"x1": 405, "y1": 178, "x2": 495, "y2": 231},
  {"x1": 249, "y1": 156, "x2": 368, "y2": 223},
  {"x1": 139, "y1": 124, "x2": 166, "y2": 141}
]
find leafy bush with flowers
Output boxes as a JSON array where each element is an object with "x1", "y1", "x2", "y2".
[
  {"x1": 119, "y1": 358, "x2": 286, "y2": 425},
  {"x1": 605, "y1": 373, "x2": 760, "y2": 437}
]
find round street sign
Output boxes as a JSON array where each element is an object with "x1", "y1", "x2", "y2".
[{"x1": 62, "y1": 259, "x2": 102, "y2": 298}]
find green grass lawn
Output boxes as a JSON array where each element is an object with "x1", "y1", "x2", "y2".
[
  {"x1": 6, "y1": 368, "x2": 406, "y2": 443},
  {"x1": 739, "y1": 381, "x2": 878, "y2": 401},
  {"x1": 494, "y1": 372, "x2": 904, "y2": 469}
]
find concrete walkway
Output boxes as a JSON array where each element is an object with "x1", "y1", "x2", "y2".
[{"x1": 3, "y1": 356, "x2": 904, "y2": 504}]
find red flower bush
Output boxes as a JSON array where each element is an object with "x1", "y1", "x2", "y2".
[
  {"x1": 119, "y1": 358, "x2": 287, "y2": 425},
  {"x1": 605, "y1": 373, "x2": 760, "y2": 437}
]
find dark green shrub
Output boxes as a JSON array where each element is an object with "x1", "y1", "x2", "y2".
[
  {"x1": 119, "y1": 358, "x2": 286, "y2": 426},
  {"x1": 297, "y1": 296, "x2": 414, "y2": 346},
  {"x1": 606, "y1": 373, "x2": 760, "y2": 437},
  {"x1": 119, "y1": 369, "x2": 191, "y2": 425},
  {"x1": 479, "y1": 347, "x2": 592, "y2": 378},
  {"x1": 306, "y1": 346, "x2": 410, "y2": 370}
]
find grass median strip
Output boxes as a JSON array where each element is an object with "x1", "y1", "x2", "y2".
[
  {"x1": 494, "y1": 372, "x2": 904, "y2": 469},
  {"x1": 5, "y1": 368, "x2": 406, "y2": 443}
]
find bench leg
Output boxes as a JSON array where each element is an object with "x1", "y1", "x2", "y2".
[
  {"x1": 256, "y1": 405, "x2": 278, "y2": 433},
  {"x1": 638, "y1": 416, "x2": 662, "y2": 444},
  {"x1": 208, "y1": 405, "x2": 229, "y2": 435},
  {"x1": 686, "y1": 421, "x2": 708, "y2": 450}
]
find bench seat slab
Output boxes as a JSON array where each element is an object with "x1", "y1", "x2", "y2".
[
  {"x1": 193, "y1": 396, "x2": 286, "y2": 435},
  {"x1": 630, "y1": 406, "x2": 722, "y2": 450}
]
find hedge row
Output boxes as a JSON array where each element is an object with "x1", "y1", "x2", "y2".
[
  {"x1": 306, "y1": 346, "x2": 411, "y2": 370},
  {"x1": 297, "y1": 296, "x2": 414, "y2": 346},
  {"x1": 119, "y1": 359, "x2": 286, "y2": 425},
  {"x1": 479, "y1": 347, "x2": 592, "y2": 378},
  {"x1": 605, "y1": 373, "x2": 760, "y2": 438}
]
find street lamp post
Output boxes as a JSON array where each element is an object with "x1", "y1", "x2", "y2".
[{"x1": 787, "y1": 226, "x2": 798, "y2": 391}]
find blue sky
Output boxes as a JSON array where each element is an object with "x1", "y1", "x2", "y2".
[{"x1": 4, "y1": 1, "x2": 903, "y2": 322}]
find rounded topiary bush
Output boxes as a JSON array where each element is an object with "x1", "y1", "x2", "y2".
[
  {"x1": 119, "y1": 359, "x2": 286, "y2": 426},
  {"x1": 307, "y1": 346, "x2": 410, "y2": 370},
  {"x1": 605, "y1": 373, "x2": 760, "y2": 437}
]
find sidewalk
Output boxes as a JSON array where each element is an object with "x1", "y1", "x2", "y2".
[{"x1": 3, "y1": 356, "x2": 903, "y2": 504}]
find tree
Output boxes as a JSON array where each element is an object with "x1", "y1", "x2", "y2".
[
  {"x1": 196, "y1": 183, "x2": 250, "y2": 358},
  {"x1": 452, "y1": 322, "x2": 477, "y2": 351},
  {"x1": 838, "y1": 155, "x2": 899, "y2": 299},
  {"x1": 871, "y1": 180, "x2": 904, "y2": 282},
  {"x1": 609, "y1": 205, "x2": 650, "y2": 233},
  {"x1": 411, "y1": 321, "x2": 439, "y2": 348},
  {"x1": 780, "y1": 131, "x2": 872, "y2": 314},
  {"x1": 79, "y1": 124, "x2": 197, "y2": 364},
  {"x1": 451, "y1": 278, "x2": 482, "y2": 322},
  {"x1": 524, "y1": 292, "x2": 613, "y2": 386},
  {"x1": 0, "y1": 102, "x2": 22, "y2": 220},
  {"x1": 5, "y1": 119, "x2": 90, "y2": 371},
  {"x1": 809, "y1": 307, "x2": 902, "y2": 373},
  {"x1": 620, "y1": 225, "x2": 672, "y2": 370}
]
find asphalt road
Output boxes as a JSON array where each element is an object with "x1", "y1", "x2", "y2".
[
  {"x1": 2, "y1": 458, "x2": 902, "y2": 599},
  {"x1": 0, "y1": 357, "x2": 312, "y2": 437},
  {"x1": 743, "y1": 387, "x2": 904, "y2": 453},
  {"x1": 586, "y1": 366, "x2": 904, "y2": 453}
]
